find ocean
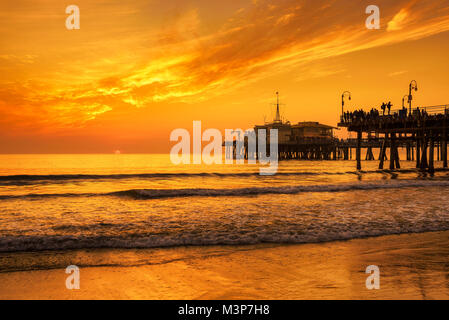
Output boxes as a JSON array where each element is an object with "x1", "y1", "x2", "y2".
[{"x1": 1, "y1": 154, "x2": 449, "y2": 273}]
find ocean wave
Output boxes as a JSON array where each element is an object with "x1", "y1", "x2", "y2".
[
  {"x1": 1, "y1": 178, "x2": 449, "y2": 200},
  {"x1": 116, "y1": 179, "x2": 449, "y2": 199},
  {"x1": 0, "y1": 168, "x2": 440, "y2": 185},
  {"x1": 1, "y1": 226, "x2": 449, "y2": 254},
  {"x1": 0, "y1": 172, "x2": 314, "y2": 182}
]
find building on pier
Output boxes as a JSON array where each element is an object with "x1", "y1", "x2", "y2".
[
  {"x1": 252, "y1": 93, "x2": 338, "y2": 160},
  {"x1": 254, "y1": 121, "x2": 335, "y2": 144}
]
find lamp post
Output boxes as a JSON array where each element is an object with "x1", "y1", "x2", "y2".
[
  {"x1": 341, "y1": 91, "x2": 351, "y2": 120},
  {"x1": 408, "y1": 80, "x2": 418, "y2": 115},
  {"x1": 402, "y1": 95, "x2": 409, "y2": 108}
]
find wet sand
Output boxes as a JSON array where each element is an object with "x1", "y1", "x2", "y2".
[{"x1": 1, "y1": 231, "x2": 449, "y2": 300}]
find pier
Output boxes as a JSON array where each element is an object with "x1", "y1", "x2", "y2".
[
  {"x1": 338, "y1": 104, "x2": 449, "y2": 172},
  {"x1": 228, "y1": 85, "x2": 449, "y2": 172}
]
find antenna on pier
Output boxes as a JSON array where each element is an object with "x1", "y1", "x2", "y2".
[
  {"x1": 272, "y1": 91, "x2": 285, "y2": 124},
  {"x1": 275, "y1": 92, "x2": 281, "y2": 122}
]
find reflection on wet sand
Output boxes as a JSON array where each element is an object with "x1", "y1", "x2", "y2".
[{"x1": 1, "y1": 231, "x2": 449, "y2": 299}]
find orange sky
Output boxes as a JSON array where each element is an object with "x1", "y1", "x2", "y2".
[{"x1": 1, "y1": 0, "x2": 449, "y2": 153}]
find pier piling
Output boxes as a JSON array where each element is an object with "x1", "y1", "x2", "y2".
[
  {"x1": 429, "y1": 135, "x2": 435, "y2": 173},
  {"x1": 338, "y1": 103, "x2": 449, "y2": 173},
  {"x1": 356, "y1": 130, "x2": 361, "y2": 170}
]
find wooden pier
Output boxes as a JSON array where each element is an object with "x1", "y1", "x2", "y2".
[
  {"x1": 226, "y1": 91, "x2": 449, "y2": 171},
  {"x1": 228, "y1": 134, "x2": 414, "y2": 162},
  {"x1": 338, "y1": 104, "x2": 449, "y2": 172}
]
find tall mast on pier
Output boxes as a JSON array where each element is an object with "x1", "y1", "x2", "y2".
[
  {"x1": 275, "y1": 92, "x2": 281, "y2": 122},
  {"x1": 274, "y1": 91, "x2": 282, "y2": 123}
]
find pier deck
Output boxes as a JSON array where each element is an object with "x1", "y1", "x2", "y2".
[{"x1": 338, "y1": 104, "x2": 449, "y2": 172}]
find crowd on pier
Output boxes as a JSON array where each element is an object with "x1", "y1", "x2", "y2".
[{"x1": 341, "y1": 101, "x2": 439, "y2": 124}]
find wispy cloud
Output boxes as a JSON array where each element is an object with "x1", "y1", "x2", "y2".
[
  {"x1": 0, "y1": 54, "x2": 37, "y2": 64},
  {"x1": 388, "y1": 70, "x2": 408, "y2": 77},
  {"x1": 387, "y1": 8, "x2": 410, "y2": 31},
  {"x1": 1, "y1": 0, "x2": 449, "y2": 131}
]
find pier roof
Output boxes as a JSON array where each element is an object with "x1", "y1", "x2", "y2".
[{"x1": 292, "y1": 122, "x2": 336, "y2": 129}]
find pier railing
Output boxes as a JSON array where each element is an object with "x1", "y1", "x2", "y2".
[
  {"x1": 338, "y1": 103, "x2": 449, "y2": 172},
  {"x1": 340, "y1": 105, "x2": 449, "y2": 127},
  {"x1": 412, "y1": 104, "x2": 449, "y2": 115}
]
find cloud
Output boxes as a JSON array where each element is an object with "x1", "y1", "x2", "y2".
[
  {"x1": 2, "y1": 0, "x2": 449, "y2": 131},
  {"x1": 0, "y1": 54, "x2": 37, "y2": 64},
  {"x1": 388, "y1": 70, "x2": 408, "y2": 77},
  {"x1": 387, "y1": 8, "x2": 409, "y2": 31}
]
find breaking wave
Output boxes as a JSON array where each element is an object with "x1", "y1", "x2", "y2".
[
  {"x1": 0, "y1": 168, "x2": 442, "y2": 185},
  {"x1": 1, "y1": 178, "x2": 449, "y2": 200},
  {"x1": 1, "y1": 223, "x2": 449, "y2": 253},
  {"x1": 115, "y1": 179, "x2": 449, "y2": 199}
]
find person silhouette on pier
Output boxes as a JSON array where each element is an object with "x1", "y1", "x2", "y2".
[
  {"x1": 381, "y1": 103, "x2": 386, "y2": 115},
  {"x1": 387, "y1": 101, "x2": 392, "y2": 115}
]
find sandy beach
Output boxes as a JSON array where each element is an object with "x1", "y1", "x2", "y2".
[{"x1": 1, "y1": 231, "x2": 449, "y2": 300}]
